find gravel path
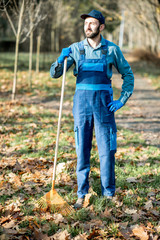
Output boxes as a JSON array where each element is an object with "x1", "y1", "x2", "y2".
[{"x1": 113, "y1": 73, "x2": 160, "y2": 147}]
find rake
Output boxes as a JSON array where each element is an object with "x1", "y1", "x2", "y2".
[{"x1": 36, "y1": 57, "x2": 75, "y2": 216}]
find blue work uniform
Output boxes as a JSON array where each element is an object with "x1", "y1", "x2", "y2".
[{"x1": 50, "y1": 36, "x2": 134, "y2": 198}]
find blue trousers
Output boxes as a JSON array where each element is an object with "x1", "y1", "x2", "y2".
[{"x1": 73, "y1": 90, "x2": 117, "y2": 198}]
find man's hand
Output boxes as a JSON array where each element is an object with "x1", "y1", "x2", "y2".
[
  {"x1": 57, "y1": 47, "x2": 72, "y2": 64},
  {"x1": 107, "y1": 100, "x2": 124, "y2": 112}
]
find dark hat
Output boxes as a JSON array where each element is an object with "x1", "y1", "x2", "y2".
[{"x1": 81, "y1": 9, "x2": 105, "y2": 24}]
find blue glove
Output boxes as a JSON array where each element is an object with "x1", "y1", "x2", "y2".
[
  {"x1": 107, "y1": 100, "x2": 124, "y2": 112},
  {"x1": 57, "y1": 47, "x2": 72, "y2": 64}
]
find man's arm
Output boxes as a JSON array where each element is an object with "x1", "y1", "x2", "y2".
[
  {"x1": 50, "y1": 47, "x2": 74, "y2": 78},
  {"x1": 113, "y1": 46, "x2": 134, "y2": 105},
  {"x1": 108, "y1": 46, "x2": 134, "y2": 112}
]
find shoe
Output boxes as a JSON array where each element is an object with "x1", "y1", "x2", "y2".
[{"x1": 74, "y1": 198, "x2": 84, "y2": 209}]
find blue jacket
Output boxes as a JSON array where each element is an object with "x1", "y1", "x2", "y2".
[{"x1": 50, "y1": 35, "x2": 134, "y2": 104}]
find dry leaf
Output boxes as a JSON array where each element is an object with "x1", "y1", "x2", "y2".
[
  {"x1": 12, "y1": 175, "x2": 22, "y2": 189},
  {"x1": 33, "y1": 228, "x2": 48, "y2": 240},
  {"x1": 132, "y1": 226, "x2": 149, "y2": 240},
  {"x1": 55, "y1": 162, "x2": 66, "y2": 175},
  {"x1": 144, "y1": 200, "x2": 153, "y2": 210},
  {"x1": 89, "y1": 219, "x2": 104, "y2": 228},
  {"x1": 13, "y1": 160, "x2": 22, "y2": 172},
  {"x1": 51, "y1": 229, "x2": 70, "y2": 240},
  {"x1": 125, "y1": 208, "x2": 137, "y2": 215},
  {"x1": 87, "y1": 229, "x2": 101, "y2": 240},
  {"x1": 132, "y1": 213, "x2": 140, "y2": 222},
  {"x1": 91, "y1": 167, "x2": 100, "y2": 174},
  {"x1": 0, "y1": 216, "x2": 12, "y2": 225},
  {"x1": 83, "y1": 193, "x2": 92, "y2": 208},
  {"x1": 126, "y1": 177, "x2": 138, "y2": 183},
  {"x1": 74, "y1": 234, "x2": 87, "y2": 240},
  {"x1": 4, "y1": 228, "x2": 18, "y2": 235},
  {"x1": 3, "y1": 220, "x2": 16, "y2": 229},
  {"x1": 119, "y1": 227, "x2": 132, "y2": 240},
  {"x1": 102, "y1": 207, "x2": 112, "y2": 219},
  {"x1": 54, "y1": 213, "x2": 65, "y2": 224},
  {"x1": 150, "y1": 210, "x2": 159, "y2": 216}
]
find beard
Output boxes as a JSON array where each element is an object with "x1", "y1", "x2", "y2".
[{"x1": 85, "y1": 25, "x2": 100, "y2": 39}]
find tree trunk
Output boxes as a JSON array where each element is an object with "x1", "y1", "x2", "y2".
[
  {"x1": 128, "y1": 26, "x2": 133, "y2": 49},
  {"x1": 119, "y1": 10, "x2": 125, "y2": 49},
  {"x1": 36, "y1": 34, "x2": 41, "y2": 74},
  {"x1": 108, "y1": 33, "x2": 113, "y2": 42},
  {"x1": 28, "y1": 4, "x2": 34, "y2": 89},
  {"x1": 28, "y1": 29, "x2": 33, "y2": 88},
  {"x1": 12, "y1": 0, "x2": 24, "y2": 101}
]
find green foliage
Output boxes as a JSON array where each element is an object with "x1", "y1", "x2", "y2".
[
  {"x1": 67, "y1": 225, "x2": 84, "y2": 237},
  {"x1": 48, "y1": 223, "x2": 59, "y2": 236},
  {"x1": 72, "y1": 208, "x2": 91, "y2": 221}
]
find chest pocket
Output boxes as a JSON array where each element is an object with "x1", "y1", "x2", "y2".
[{"x1": 81, "y1": 63, "x2": 104, "y2": 72}]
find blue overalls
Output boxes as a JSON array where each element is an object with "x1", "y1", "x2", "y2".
[{"x1": 72, "y1": 40, "x2": 117, "y2": 198}]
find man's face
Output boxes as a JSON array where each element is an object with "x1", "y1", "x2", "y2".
[{"x1": 84, "y1": 17, "x2": 101, "y2": 39}]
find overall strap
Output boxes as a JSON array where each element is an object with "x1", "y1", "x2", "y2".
[
  {"x1": 78, "y1": 41, "x2": 85, "y2": 60},
  {"x1": 101, "y1": 39, "x2": 108, "y2": 59}
]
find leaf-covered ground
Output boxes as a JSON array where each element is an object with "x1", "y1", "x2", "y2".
[{"x1": 0, "y1": 62, "x2": 160, "y2": 239}]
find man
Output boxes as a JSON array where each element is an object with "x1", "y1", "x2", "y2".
[{"x1": 50, "y1": 10, "x2": 134, "y2": 209}]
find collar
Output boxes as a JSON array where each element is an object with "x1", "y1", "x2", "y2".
[{"x1": 83, "y1": 35, "x2": 106, "y2": 48}]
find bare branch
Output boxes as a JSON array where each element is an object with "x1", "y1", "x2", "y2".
[
  {"x1": 3, "y1": 0, "x2": 16, "y2": 37},
  {"x1": 0, "y1": 0, "x2": 10, "y2": 11},
  {"x1": 12, "y1": 0, "x2": 18, "y2": 12}
]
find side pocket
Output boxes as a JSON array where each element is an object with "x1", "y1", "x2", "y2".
[
  {"x1": 74, "y1": 126, "x2": 79, "y2": 150},
  {"x1": 110, "y1": 128, "x2": 117, "y2": 151}
]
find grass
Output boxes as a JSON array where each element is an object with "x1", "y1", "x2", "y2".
[{"x1": 0, "y1": 52, "x2": 160, "y2": 239}]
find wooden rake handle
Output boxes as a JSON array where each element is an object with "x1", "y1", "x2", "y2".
[{"x1": 52, "y1": 57, "x2": 67, "y2": 189}]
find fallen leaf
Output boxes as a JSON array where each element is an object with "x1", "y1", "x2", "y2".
[
  {"x1": 4, "y1": 228, "x2": 18, "y2": 235},
  {"x1": 3, "y1": 220, "x2": 16, "y2": 229},
  {"x1": 150, "y1": 210, "x2": 159, "y2": 217},
  {"x1": 13, "y1": 160, "x2": 22, "y2": 172},
  {"x1": 54, "y1": 213, "x2": 65, "y2": 224},
  {"x1": 91, "y1": 167, "x2": 100, "y2": 174},
  {"x1": 51, "y1": 229, "x2": 70, "y2": 240},
  {"x1": 126, "y1": 177, "x2": 138, "y2": 183},
  {"x1": 89, "y1": 219, "x2": 104, "y2": 229},
  {"x1": 74, "y1": 234, "x2": 87, "y2": 240},
  {"x1": 0, "y1": 216, "x2": 12, "y2": 225},
  {"x1": 124, "y1": 208, "x2": 137, "y2": 215},
  {"x1": 33, "y1": 228, "x2": 49, "y2": 240},
  {"x1": 144, "y1": 200, "x2": 153, "y2": 210},
  {"x1": 155, "y1": 224, "x2": 160, "y2": 233},
  {"x1": 132, "y1": 225, "x2": 149, "y2": 240},
  {"x1": 12, "y1": 175, "x2": 22, "y2": 189},
  {"x1": 118, "y1": 222, "x2": 129, "y2": 229},
  {"x1": 87, "y1": 229, "x2": 101, "y2": 240},
  {"x1": 132, "y1": 213, "x2": 140, "y2": 222},
  {"x1": 119, "y1": 227, "x2": 132, "y2": 239},
  {"x1": 83, "y1": 193, "x2": 92, "y2": 208}
]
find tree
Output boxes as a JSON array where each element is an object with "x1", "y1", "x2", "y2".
[
  {"x1": 1, "y1": 0, "x2": 48, "y2": 99},
  {"x1": 121, "y1": 0, "x2": 160, "y2": 54},
  {"x1": 2, "y1": 0, "x2": 25, "y2": 100},
  {"x1": 92, "y1": 0, "x2": 121, "y2": 33},
  {"x1": 26, "y1": 0, "x2": 47, "y2": 88}
]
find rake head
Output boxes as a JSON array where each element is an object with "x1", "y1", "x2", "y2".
[{"x1": 36, "y1": 189, "x2": 75, "y2": 216}]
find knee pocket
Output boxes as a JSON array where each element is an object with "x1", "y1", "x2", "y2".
[
  {"x1": 74, "y1": 126, "x2": 79, "y2": 149},
  {"x1": 110, "y1": 128, "x2": 117, "y2": 151}
]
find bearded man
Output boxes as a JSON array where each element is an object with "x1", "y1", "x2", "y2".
[{"x1": 50, "y1": 10, "x2": 134, "y2": 209}]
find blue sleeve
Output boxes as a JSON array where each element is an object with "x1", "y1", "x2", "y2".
[
  {"x1": 113, "y1": 46, "x2": 134, "y2": 104},
  {"x1": 50, "y1": 50, "x2": 75, "y2": 79}
]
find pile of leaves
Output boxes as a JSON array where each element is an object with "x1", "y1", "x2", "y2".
[{"x1": 0, "y1": 69, "x2": 160, "y2": 239}]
